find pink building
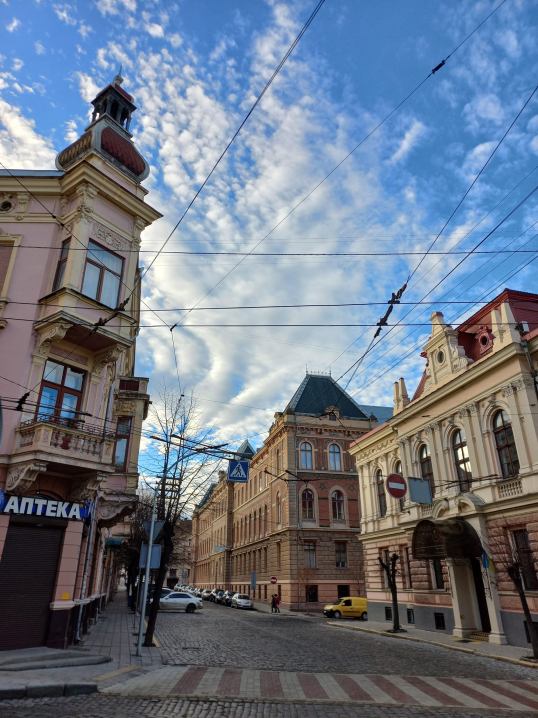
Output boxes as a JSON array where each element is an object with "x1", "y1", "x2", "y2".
[{"x1": 0, "y1": 72, "x2": 161, "y2": 650}]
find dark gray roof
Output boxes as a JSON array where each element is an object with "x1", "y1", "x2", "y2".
[
  {"x1": 198, "y1": 483, "x2": 216, "y2": 510},
  {"x1": 357, "y1": 404, "x2": 393, "y2": 424},
  {"x1": 0, "y1": 170, "x2": 64, "y2": 177},
  {"x1": 235, "y1": 439, "x2": 256, "y2": 459},
  {"x1": 286, "y1": 373, "x2": 369, "y2": 420}
]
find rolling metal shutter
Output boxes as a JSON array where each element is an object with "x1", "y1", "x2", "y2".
[{"x1": 0, "y1": 523, "x2": 64, "y2": 650}]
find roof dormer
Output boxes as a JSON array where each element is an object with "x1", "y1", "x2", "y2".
[{"x1": 421, "y1": 311, "x2": 472, "y2": 395}]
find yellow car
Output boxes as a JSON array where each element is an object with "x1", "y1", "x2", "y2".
[{"x1": 323, "y1": 597, "x2": 367, "y2": 620}]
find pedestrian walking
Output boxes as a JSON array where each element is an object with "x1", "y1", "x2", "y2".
[
  {"x1": 270, "y1": 594, "x2": 276, "y2": 613},
  {"x1": 275, "y1": 594, "x2": 281, "y2": 613}
]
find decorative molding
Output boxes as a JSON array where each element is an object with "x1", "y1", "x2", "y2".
[
  {"x1": 501, "y1": 377, "x2": 534, "y2": 398},
  {"x1": 15, "y1": 192, "x2": 30, "y2": 221},
  {"x1": 60, "y1": 196, "x2": 68, "y2": 217},
  {"x1": 91, "y1": 218, "x2": 128, "y2": 252},
  {"x1": 113, "y1": 399, "x2": 136, "y2": 415},
  {"x1": 34, "y1": 322, "x2": 72, "y2": 356},
  {"x1": 132, "y1": 216, "x2": 146, "y2": 247},
  {"x1": 459, "y1": 402, "x2": 478, "y2": 418},
  {"x1": 75, "y1": 183, "x2": 98, "y2": 224},
  {"x1": 98, "y1": 498, "x2": 136, "y2": 528},
  {"x1": 93, "y1": 345, "x2": 122, "y2": 376},
  {"x1": 68, "y1": 472, "x2": 108, "y2": 502},
  {"x1": 7, "y1": 460, "x2": 48, "y2": 493}
]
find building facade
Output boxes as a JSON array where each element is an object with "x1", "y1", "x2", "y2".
[
  {"x1": 0, "y1": 72, "x2": 159, "y2": 649},
  {"x1": 348, "y1": 289, "x2": 538, "y2": 647},
  {"x1": 191, "y1": 374, "x2": 391, "y2": 609}
]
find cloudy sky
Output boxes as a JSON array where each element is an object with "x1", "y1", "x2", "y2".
[{"x1": 1, "y1": 0, "x2": 538, "y2": 450}]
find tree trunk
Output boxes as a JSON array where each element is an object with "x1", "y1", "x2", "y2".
[
  {"x1": 144, "y1": 522, "x2": 174, "y2": 647},
  {"x1": 390, "y1": 564, "x2": 401, "y2": 632},
  {"x1": 508, "y1": 565, "x2": 538, "y2": 659}
]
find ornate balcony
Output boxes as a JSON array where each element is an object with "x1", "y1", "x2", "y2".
[{"x1": 14, "y1": 414, "x2": 116, "y2": 469}]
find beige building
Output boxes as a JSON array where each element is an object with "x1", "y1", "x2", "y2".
[
  {"x1": 348, "y1": 289, "x2": 538, "y2": 647},
  {"x1": 191, "y1": 374, "x2": 392, "y2": 609}
]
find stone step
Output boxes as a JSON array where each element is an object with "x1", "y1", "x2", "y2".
[
  {"x1": 467, "y1": 632, "x2": 490, "y2": 642},
  {"x1": 0, "y1": 655, "x2": 111, "y2": 671},
  {"x1": 0, "y1": 650, "x2": 84, "y2": 667}
]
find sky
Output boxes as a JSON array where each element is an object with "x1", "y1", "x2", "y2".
[{"x1": 1, "y1": 0, "x2": 538, "y2": 453}]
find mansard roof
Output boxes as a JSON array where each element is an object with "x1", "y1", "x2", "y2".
[{"x1": 285, "y1": 373, "x2": 371, "y2": 420}]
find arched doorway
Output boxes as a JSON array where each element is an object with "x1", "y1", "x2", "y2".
[{"x1": 412, "y1": 518, "x2": 491, "y2": 634}]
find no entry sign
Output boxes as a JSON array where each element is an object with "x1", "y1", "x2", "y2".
[
  {"x1": 386, "y1": 473, "x2": 407, "y2": 500},
  {"x1": 270, "y1": 576, "x2": 277, "y2": 584}
]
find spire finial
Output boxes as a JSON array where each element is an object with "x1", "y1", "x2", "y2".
[{"x1": 114, "y1": 65, "x2": 124, "y2": 85}]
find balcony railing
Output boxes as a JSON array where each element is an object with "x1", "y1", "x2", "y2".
[{"x1": 16, "y1": 415, "x2": 115, "y2": 464}]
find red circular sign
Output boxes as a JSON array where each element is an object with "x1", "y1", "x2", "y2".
[
  {"x1": 270, "y1": 576, "x2": 278, "y2": 584},
  {"x1": 386, "y1": 473, "x2": 407, "y2": 499}
]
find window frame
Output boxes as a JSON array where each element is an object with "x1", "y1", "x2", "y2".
[
  {"x1": 81, "y1": 239, "x2": 124, "y2": 308},
  {"x1": 300, "y1": 442, "x2": 313, "y2": 470},
  {"x1": 52, "y1": 239, "x2": 71, "y2": 292},
  {"x1": 36, "y1": 359, "x2": 85, "y2": 425},
  {"x1": 493, "y1": 410, "x2": 520, "y2": 478},
  {"x1": 276, "y1": 493, "x2": 281, "y2": 524},
  {"x1": 419, "y1": 444, "x2": 435, "y2": 497},
  {"x1": 329, "y1": 443, "x2": 342, "y2": 471},
  {"x1": 513, "y1": 529, "x2": 538, "y2": 590},
  {"x1": 335, "y1": 541, "x2": 347, "y2": 568},
  {"x1": 331, "y1": 490, "x2": 345, "y2": 520},
  {"x1": 304, "y1": 541, "x2": 317, "y2": 569},
  {"x1": 377, "y1": 470, "x2": 387, "y2": 518},
  {"x1": 302, "y1": 488, "x2": 315, "y2": 520},
  {"x1": 452, "y1": 428, "x2": 472, "y2": 492},
  {"x1": 113, "y1": 416, "x2": 132, "y2": 472}
]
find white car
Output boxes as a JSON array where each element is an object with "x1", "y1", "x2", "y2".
[
  {"x1": 231, "y1": 593, "x2": 253, "y2": 609},
  {"x1": 159, "y1": 591, "x2": 203, "y2": 612}
]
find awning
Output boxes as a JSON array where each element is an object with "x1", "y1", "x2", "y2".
[
  {"x1": 105, "y1": 537, "x2": 123, "y2": 549},
  {"x1": 412, "y1": 518, "x2": 482, "y2": 560}
]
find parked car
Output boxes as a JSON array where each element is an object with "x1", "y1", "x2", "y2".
[
  {"x1": 158, "y1": 591, "x2": 204, "y2": 613},
  {"x1": 202, "y1": 589, "x2": 212, "y2": 600},
  {"x1": 215, "y1": 590, "x2": 225, "y2": 604},
  {"x1": 231, "y1": 593, "x2": 253, "y2": 609},
  {"x1": 209, "y1": 588, "x2": 220, "y2": 602},
  {"x1": 323, "y1": 597, "x2": 367, "y2": 620},
  {"x1": 222, "y1": 590, "x2": 234, "y2": 606},
  {"x1": 148, "y1": 586, "x2": 173, "y2": 600}
]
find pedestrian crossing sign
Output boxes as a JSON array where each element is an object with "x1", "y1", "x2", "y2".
[{"x1": 228, "y1": 460, "x2": 250, "y2": 483}]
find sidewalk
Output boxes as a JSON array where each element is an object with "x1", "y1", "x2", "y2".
[
  {"x1": 0, "y1": 586, "x2": 163, "y2": 699},
  {"x1": 252, "y1": 600, "x2": 324, "y2": 617},
  {"x1": 326, "y1": 619, "x2": 538, "y2": 666}
]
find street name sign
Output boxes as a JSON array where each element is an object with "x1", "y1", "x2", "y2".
[
  {"x1": 228, "y1": 460, "x2": 250, "y2": 483},
  {"x1": 386, "y1": 474, "x2": 407, "y2": 500}
]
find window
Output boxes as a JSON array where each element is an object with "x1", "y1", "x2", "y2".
[
  {"x1": 405, "y1": 547, "x2": 413, "y2": 589},
  {"x1": 52, "y1": 240, "x2": 70, "y2": 291},
  {"x1": 395, "y1": 460, "x2": 405, "y2": 511},
  {"x1": 337, "y1": 584, "x2": 350, "y2": 599},
  {"x1": 432, "y1": 558, "x2": 444, "y2": 589},
  {"x1": 300, "y1": 442, "x2": 313, "y2": 469},
  {"x1": 305, "y1": 585, "x2": 318, "y2": 602},
  {"x1": 493, "y1": 410, "x2": 520, "y2": 477},
  {"x1": 377, "y1": 470, "x2": 387, "y2": 518},
  {"x1": 276, "y1": 494, "x2": 281, "y2": 524},
  {"x1": 513, "y1": 529, "x2": 538, "y2": 590},
  {"x1": 407, "y1": 608, "x2": 415, "y2": 624},
  {"x1": 258, "y1": 510, "x2": 262, "y2": 537},
  {"x1": 82, "y1": 240, "x2": 123, "y2": 308},
  {"x1": 434, "y1": 612, "x2": 446, "y2": 630},
  {"x1": 276, "y1": 449, "x2": 281, "y2": 473},
  {"x1": 385, "y1": 606, "x2": 392, "y2": 621},
  {"x1": 382, "y1": 549, "x2": 390, "y2": 588},
  {"x1": 452, "y1": 429, "x2": 472, "y2": 492},
  {"x1": 419, "y1": 444, "x2": 435, "y2": 497},
  {"x1": 259, "y1": 473, "x2": 262, "y2": 492},
  {"x1": 114, "y1": 417, "x2": 132, "y2": 471},
  {"x1": 302, "y1": 489, "x2": 314, "y2": 519},
  {"x1": 264, "y1": 505, "x2": 268, "y2": 535},
  {"x1": 332, "y1": 490, "x2": 345, "y2": 520},
  {"x1": 36, "y1": 359, "x2": 85, "y2": 424},
  {"x1": 276, "y1": 542, "x2": 281, "y2": 569},
  {"x1": 304, "y1": 541, "x2": 316, "y2": 568},
  {"x1": 335, "y1": 542, "x2": 347, "y2": 568},
  {"x1": 329, "y1": 444, "x2": 341, "y2": 471}
]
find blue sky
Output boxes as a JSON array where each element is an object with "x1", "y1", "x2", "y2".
[{"x1": 1, "y1": 0, "x2": 538, "y2": 449}]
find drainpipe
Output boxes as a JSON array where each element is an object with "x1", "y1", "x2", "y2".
[{"x1": 75, "y1": 497, "x2": 98, "y2": 643}]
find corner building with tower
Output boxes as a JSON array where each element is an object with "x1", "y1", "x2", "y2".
[
  {"x1": 348, "y1": 289, "x2": 538, "y2": 647},
  {"x1": 191, "y1": 373, "x2": 392, "y2": 610},
  {"x1": 0, "y1": 73, "x2": 160, "y2": 649}
]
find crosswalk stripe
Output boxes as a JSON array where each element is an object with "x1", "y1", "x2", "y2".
[
  {"x1": 401, "y1": 675, "x2": 465, "y2": 706},
  {"x1": 390, "y1": 675, "x2": 442, "y2": 706},
  {"x1": 472, "y1": 678, "x2": 538, "y2": 711},
  {"x1": 368, "y1": 675, "x2": 416, "y2": 704},
  {"x1": 217, "y1": 668, "x2": 242, "y2": 696},
  {"x1": 351, "y1": 675, "x2": 397, "y2": 704},
  {"x1": 297, "y1": 673, "x2": 328, "y2": 700},
  {"x1": 315, "y1": 673, "x2": 349, "y2": 701},
  {"x1": 332, "y1": 674, "x2": 373, "y2": 702},
  {"x1": 438, "y1": 678, "x2": 507, "y2": 709},
  {"x1": 418, "y1": 677, "x2": 486, "y2": 708}
]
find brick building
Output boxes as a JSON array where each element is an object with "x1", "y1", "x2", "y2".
[
  {"x1": 191, "y1": 373, "x2": 391, "y2": 610},
  {"x1": 348, "y1": 289, "x2": 538, "y2": 647}
]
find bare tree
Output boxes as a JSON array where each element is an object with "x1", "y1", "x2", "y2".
[
  {"x1": 488, "y1": 520, "x2": 538, "y2": 659},
  {"x1": 377, "y1": 552, "x2": 403, "y2": 633},
  {"x1": 142, "y1": 383, "x2": 222, "y2": 647}
]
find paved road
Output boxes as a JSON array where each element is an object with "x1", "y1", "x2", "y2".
[{"x1": 154, "y1": 601, "x2": 536, "y2": 679}]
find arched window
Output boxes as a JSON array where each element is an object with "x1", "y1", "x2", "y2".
[
  {"x1": 248, "y1": 514, "x2": 252, "y2": 541},
  {"x1": 493, "y1": 410, "x2": 520, "y2": 477},
  {"x1": 259, "y1": 473, "x2": 262, "y2": 492},
  {"x1": 276, "y1": 493, "x2": 281, "y2": 524},
  {"x1": 329, "y1": 444, "x2": 342, "y2": 471},
  {"x1": 276, "y1": 449, "x2": 281, "y2": 473},
  {"x1": 258, "y1": 509, "x2": 262, "y2": 536},
  {"x1": 452, "y1": 429, "x2": 472, "y2": 491},
  {"x1": 419, "y1": 444, "x2": 435, "y2": 497},
  {"x1": 300, "y1": 442, "x2": 313, "y2": 469},
  {"x1": 302, "y1": 489, "x2": 315, "y2": 519},
  {"x1": 377, "y1": 469, "x2": 387, "y2": 517},
  {"x1": 264, "y1": 505, "x2": 268, "y2": 534},
  {"x1": 332, "y1": 490, "x2": 345, "y2": 520}
]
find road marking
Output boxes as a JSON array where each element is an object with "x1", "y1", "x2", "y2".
[{"x1": 93, "y1": 664, "x2": 141, "y2": 682}]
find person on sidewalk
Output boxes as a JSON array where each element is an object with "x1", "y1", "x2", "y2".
[
  {"x1": 270, "y1": 594, "x2": 276, "y2": 613},
  {"x1": 275, "y1": 594, "x2": 281, "y2": 613}
]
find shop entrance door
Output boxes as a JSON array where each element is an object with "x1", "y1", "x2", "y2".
[{"x1": 0, "y1": 522, "x2": 63, "y2": 650}]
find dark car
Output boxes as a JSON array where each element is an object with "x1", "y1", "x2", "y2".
[
  {"x1": 215, "y1": 590, "x2": 225, "y2": 605},
  {"x1": 222, "y1": 590, "x2": 234, "y2": 606}
]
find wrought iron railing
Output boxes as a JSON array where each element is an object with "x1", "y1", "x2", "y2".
[{"x1": 21, "y1": 413, "x2": 115, "y2": 438}]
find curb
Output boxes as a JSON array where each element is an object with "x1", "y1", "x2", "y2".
[
  {"x1": 326, "y1": 622, "x2": 538, "y2": 669},
  {"x1": 0, "y1": 682, "x2": 97, "y2": 701}
]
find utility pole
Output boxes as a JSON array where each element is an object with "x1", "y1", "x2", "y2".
[{"x1": 136, "y1": 479, "x2": 158, "y2": 657}]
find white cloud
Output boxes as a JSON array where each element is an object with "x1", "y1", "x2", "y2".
[
  {"x1": 390, "y1": 120, "x2": 427, "y2": 164},
  {"x1": 35, "y1": 41, "x2": 46, "y2": 55},
  {"x1": 141, "y1": 12, "x2": 166, "y2": 38},
  {"x1": 96, "y1": 48, "x2": 109, "y2": 69},
  {"x1": 76, "y1": 44, "x2": 86, "y2": 55},
  {"x1": 73, "y1": 72, "x2": 100, "y2": 102},
  {"x1": 53, "y1": 4, "x2": 77, "y2": 25},
  {"x1": 6, "y1": 18, "x2": 20, "y2": 32},
  {"x1": 64, "y1": 118, "x2": 79, "y2": 143},
  {"x1": 78, "y1": 22, "x2": 92, "y2": 39},
  {"x1": 13, "y1": 82, "x2": 34, "y2": 94},
  {"x1": 0, "y1": 98, "x2": 56, "y2": 168},
  {"x1": 169, "y1": 33, "x2": 183, "y2": 48},
  {"x1": 96, "y1": 0, "x2": 136, "y2": 16},
  {"x1": 12, "y1": 58, "x2": 24, "y2": 71},
  {"x1": 463, "y1": 94, "x2": 505, "y2": 133}
]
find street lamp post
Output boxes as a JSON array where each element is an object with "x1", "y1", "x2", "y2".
[{"x1": 136, "y1": 479, "x2": 158, "y2": 657}]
